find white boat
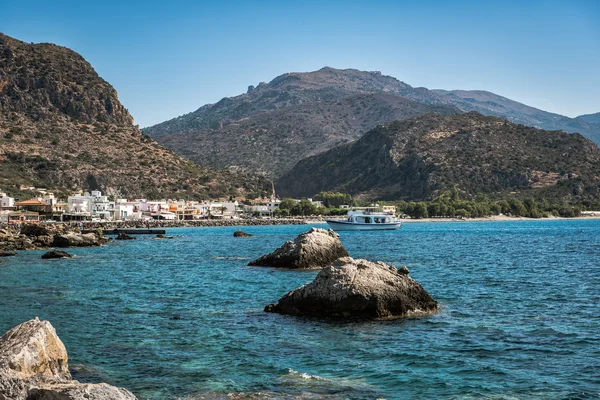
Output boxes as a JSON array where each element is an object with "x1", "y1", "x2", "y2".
[{"x1": 325, "y1": 209, "x2": 401, "y2": 231}]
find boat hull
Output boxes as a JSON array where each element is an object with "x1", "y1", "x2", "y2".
[{"x1": 325, "y1": 219, "x2": 401, "y2": 231}]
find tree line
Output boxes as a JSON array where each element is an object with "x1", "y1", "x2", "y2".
[{"x1": 274, "y1": 189, "x2": 597, "y2": 218}]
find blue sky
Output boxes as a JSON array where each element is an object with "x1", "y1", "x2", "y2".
[{"x1": 2, "y1": 0, "x2": 599, "y2": 127}]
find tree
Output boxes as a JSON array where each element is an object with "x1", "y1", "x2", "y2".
[
  {"x1": 509, "y1": 199, "x2": 527, "y2": 216},
  {"x1": 413, "y1": 202, "x2": 429, "y2": 219},
  {"x1": 279, "y1": 198, "x2": 297, "y2": 211}
]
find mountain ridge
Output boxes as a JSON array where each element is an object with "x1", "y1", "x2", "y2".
[
  {"x1": 0, "y1": 33, "x2": 268, "y2": 199},
  {"x1": 577, "y1": 112, "x2": 600, "y2": 124},
  {"x1": 144, "y1": 67, "x2": 600, "y2": 178},
  {"x1": 275, "y1": 112, "x2": 600, "y2": 201}
]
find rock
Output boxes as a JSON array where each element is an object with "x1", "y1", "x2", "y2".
[
  {"x1": 0, "y1": 252, "x2": 16, "y2": 257},
  {"x1": 264, "y1": 257, "x2": 438, "y2": 319},
  {"x1": 233, "y1": 230, "x2": 253, "y2": 237},
  {"x1": 115, "y1": 233, "x2": 136, "y2": 241},
  {"x1": 27, "y1": 383, "x2": 138, "y2": 400},
  {"x1": 51, "y1": 233, "x2": 103, "y2": 248},
  {"x1": 398, "y1": 266, "x2": 410, "y2": 275},
  {"x1": 0, "y1": 318, "x2": 137, "y2": 400},
  {"x1": 0, "y1": 317, "x2": 71, "y2": 381},
  {"x1": 20, "y1": 224, "x2": 62, "y2": 238},
  {"x1": 248, "y1": 228, "x2": 348, "y2": 269},
  {"x1": 155, "y1": 234, "x2": 165, "y2": 239},
  {"x1": 41, "y1": 251, "x2": 72, "y2": 259}
]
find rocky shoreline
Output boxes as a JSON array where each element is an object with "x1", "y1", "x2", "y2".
[
  {"x1": 0, "y1": 224, "x2": 109, "y2": 251},
  {"x1": 0, "y1": 219, "x2": 314, "y2": 251}
]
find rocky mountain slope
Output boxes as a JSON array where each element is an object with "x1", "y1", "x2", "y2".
[
  {"x1": 144, "y1": 68, "x2": 600, "y2": 178},
  {"x1": 577, "y1": 112, "x2": 600, "y2": 124},
  {"x1": 157, "y1": 93, "x2": 459, "y2": 176},
  {"x1": 0, "y1": 33, "x2": 268, "y2": 199},
  {"x1": 432, "y1": 89, "x2": 600, "y2": 144},
  {"x1": 275, "y1": 113, "x2": 600, "y2": 201}
]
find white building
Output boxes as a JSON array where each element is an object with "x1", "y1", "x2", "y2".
[
  {"x1": 66, "y1": 191, "x2": 116, "y2": 220},
  {"x1": 0, "y1": 192, "x2": 15, "y2": 209}
]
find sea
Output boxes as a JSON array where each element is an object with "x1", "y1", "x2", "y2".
[{"x1": 1, "y1": 220, "x2": 599, "y2": 400}]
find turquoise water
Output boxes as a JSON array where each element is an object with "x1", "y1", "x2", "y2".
[{"x1": 1, "y1": 221, "x2": 599, "y2": 399}]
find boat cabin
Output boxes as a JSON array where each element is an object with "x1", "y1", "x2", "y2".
[{"x1": 347, "y1": 212, "x2": 393, "y2": 224}]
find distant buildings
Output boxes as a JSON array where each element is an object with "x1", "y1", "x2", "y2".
[{"x1": 0, "y1": 187, "x2": 347, "y2": 223}]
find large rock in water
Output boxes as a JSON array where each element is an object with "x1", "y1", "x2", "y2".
[
  {"x1": 248, "y1": 228, "x2": 348, "y2": 269},
  {"x1": 265, "y1": 257, "x2": 439, "y2": 319},
  {"x1": 51, "y1": 233, "x2": 104, "y2": 248},
  {"x1": 0, "y1": 318, "x2": 137, "y2": 400},
  {"x1": 41, "y1": 251, "x2": 72, "y2": 259}
]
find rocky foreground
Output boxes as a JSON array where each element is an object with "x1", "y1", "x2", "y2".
[
  {"x1": 265, "y1": 257, "x2": 439, "y2": 319},
  {"x1": 0, "y1": 318, "x2": 137, "y2": 400},
  {"x1": 248, "y1": 228, "x2": 348, "y2": 269},
  {"x1": 0, "y1": 224, "x2": 109, "y2": 251}
]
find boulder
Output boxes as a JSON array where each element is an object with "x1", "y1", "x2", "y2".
[
  {"x1": 233, "y1": 230, "x2": 253, "y2": 237},
  {"x1": 41, "y1": 251, "x2": 72, "y2": 259},
  {"x1": 265, "y1": 257, "x2": 438, "y2": 319},
  {"x1": 20, "y1": 224, "x2": 62, "y2": 238},
  {"x1": 51, "y1": 233, "x2": 104, "y2": 248},
  {"x1": 115, "y1": 233, "x2": 136, "y2": 241},
  {"x1": 248, "y1": 228, "x2": 348, "y2": 269},
  {"x1": 27, "y1": 383, "x2": 138, "y2": 400},
  {"x1": 0, "y1": 318, "x2": 137, "y2": 400},
  {"x1": 0, "y1": 252, "x2": 16, "y2": 257},
  {"x1": 0, "y1": 317, "x2": 71, "y2": 382}
]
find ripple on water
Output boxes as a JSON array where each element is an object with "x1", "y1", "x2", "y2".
[{"x1": 0, "y1": 221, "x2": 599, "y2": 399}]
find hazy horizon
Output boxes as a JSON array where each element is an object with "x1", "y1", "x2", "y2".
[{"x1": 3, "y1": 0, "x2": 599, "y2": 127}]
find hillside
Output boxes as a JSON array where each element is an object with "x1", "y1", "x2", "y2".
[
  {"x1": 0, "y1": 33, "x2": 268, "y2": 199},
  {"x1": 144, "y1": 67, "x2": 445, "y2": 137},
  {"x1": 157, "y1": 94, "x2": 459, "y2": 176},
  {"x1": 144, "y1": 68, "x2": 600, "y2": 179},
  {"x1": 433, "y1": 89, "x2": 600, "y2": 144},
  {"x1": 275, "y1": 113, "x2": 600, "y2": 201},
  {"x1": 577, "y1": 112, "x2": 600, "y2": 124}
]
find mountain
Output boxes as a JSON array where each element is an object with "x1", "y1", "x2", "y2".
[
  {"x1": 144, "y1": 68, "x2": 600, "y2": 179},
  {"x1": 275, "y1": 113, "x2": 600, "y2": 201},
  {"x1": 144, "y1": 67, "x2": 446, "y2": 137},
  {"x1": 156, "y1": 93, "x2": 459, "y2": 176},
  {"x1": 577, "y1": 112, "x2": 600, "y2": 124},
  {"x1": 0, "y1": 33, "x2": 268, "y2": 199},
  {"x1": 433, "y1": 90, "x2": 600, "y2": 144}
]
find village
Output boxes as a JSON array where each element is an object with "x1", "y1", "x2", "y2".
[{"x1": 0, "y1": 188, "x2": 337, "y2": 223}]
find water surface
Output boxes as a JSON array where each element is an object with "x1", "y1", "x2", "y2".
[{"x1": 1, "y1": 220, "x2": 599, "y2": 399}]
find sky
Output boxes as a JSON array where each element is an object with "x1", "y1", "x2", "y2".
[{"x1": 2, "y1": 0, "x2": 599, "y2": 127}]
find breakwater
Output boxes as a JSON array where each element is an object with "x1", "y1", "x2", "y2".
[{"x1": 1, "y1": 217, "x2": 317, "y2": 232}]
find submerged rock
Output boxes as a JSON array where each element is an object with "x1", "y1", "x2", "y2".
[
  {"x1": 265, "y1": 257, "x2": 438, "y2": 319},
  {"x1": 233, "y1": 230, "x2": 253, "y2": 237},
  {"x1": 248, "y1": 228, "x2": 348, "y2": 269},
  {"x1": 42, "y1": 250, "x2": 72, "y2": 259},
  {"x1": 0, "y1": 252, "x2": 16, "y2": 257},
  {"x1": 0, "y1": 318, "x2": 137, "y2": 400},
  {"x1": 116, "y1": 232, "x2": 136, "y2": 241}
]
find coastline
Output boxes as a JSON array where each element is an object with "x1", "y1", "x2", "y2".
[
  {"x1": 3, "y1": 214, "x2": 600, "y2": 232},
  {"x1": 397, "y1": 214, "x2": 600, "y2": 223}
]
